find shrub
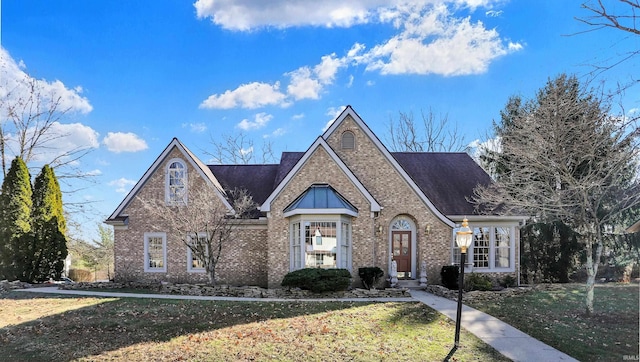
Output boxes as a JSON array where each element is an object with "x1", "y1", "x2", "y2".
[
  {"x1": 69, "y1": 269, "x2": 92, "y2": 282},
  {"x1": 358, "y1": 267, "x2": 384, "y2": 290},
  {"x1": 464, "y1": 273, "x2": 493, "y2": 291},
  {"x1": 281, "y1": 268, "x2": 351, "y2": 293},
  {"x1": 441, "y1": 265, "x2": 459, "y2": 290},
  {"x1": 500, "y1": 275, "x2": 517, "y2": 288}
]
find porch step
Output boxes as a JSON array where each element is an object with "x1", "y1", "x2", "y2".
[{"x1": 395, "y1": 279, "x2": 424, "y2": 289}]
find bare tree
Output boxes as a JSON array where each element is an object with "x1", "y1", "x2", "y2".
[
  {"x1": 577, "y1": 0, "x2": 640, "y2": 36},
  {"x1": 0, "y1": 76, "x2": 96, "y2": 182},
  {"x1": 574, "y1": 1, "x2": 640, "y2": 83},
  {"x1": 205, "y1": 132, "x2": 276, "y2": 164},
  {"x1": 474, "y1": 74, "x2": 640, "y2": 315},
  {"x1": 385, "y1": 109, "x2": 469, "y2": 153},
  {"x1": 138, "y1": 176, "x2": 257, "y2": 285}
]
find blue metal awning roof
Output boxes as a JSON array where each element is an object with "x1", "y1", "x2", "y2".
[{"x1": 284, "y1": 184, "x2": 357, "y2": 215}]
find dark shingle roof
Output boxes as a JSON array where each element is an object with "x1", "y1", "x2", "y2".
[
  {"x1": 274, "y1": 152, "x2": 304, "y2": 186},
  {"x1": 391, "y1": 152, "x2": 492, "y2": 215},
  {"x1": 208, "y1": 164, "x2": 279, "y2": 206},
  {"x1": 208, "y1": 151, "x2": 492, "y2": 217}
]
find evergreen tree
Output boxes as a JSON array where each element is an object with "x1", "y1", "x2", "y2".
[
  {"x1": 29, "y1": 165, "x2": 67, "y2": 282},
  {"x1": 475, "y1": 74, "x2": 640, "y2": 314},
  {"x1": 0, "y1": 158, "x2": 32, "y2": 281}
]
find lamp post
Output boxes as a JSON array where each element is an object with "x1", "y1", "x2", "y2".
[{"x1": 454, "y1": 218, "x2": 472, "y2": 348}]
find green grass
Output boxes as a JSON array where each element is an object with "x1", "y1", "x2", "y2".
[
  {"x1": 466, "y1": 283, "x2": 639, "y2": 362},
  {"x1": 0, "y1": 291, "x2": 508, "y2": 361}
]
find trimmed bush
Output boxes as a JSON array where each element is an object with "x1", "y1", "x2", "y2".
[
  {"x1": 358, "y1": 267, "x2": 384, "y2": 290},
  {"x1": 281, "y1": 268, "x2": 351, "y2": 293},
  {"x1": 464, "y1": 273, "x2": 493, "y2": 291},
  {"x1": 500, "y1": 275, "x2": 517, "y2": 288},
  {"x1": 441, "y1": 265, "x2": 459, "y2": 290}
]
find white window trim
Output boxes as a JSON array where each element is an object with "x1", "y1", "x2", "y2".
[
  {"x1": 289, "y1": 215, "x2": 352, "y2": 271},
  {"x1": 451, "y1": 223, "x2": 516, "y2": 273},
  {"x1": 165, "y1": 158, "x2": 188, "y2": 205},
  {"x1": 187, "y1": 233, "x2": 208, "y2": 273},
  {"x1": 144, "y1": 232, "x2": 167, "y2": 273}
]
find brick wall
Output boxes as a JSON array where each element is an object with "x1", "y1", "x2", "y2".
[
  {"x1": 265, "y1": 115, "x2": 453, "y2": 287},
  {"x1": 113, "y1": 147, "x2": 268, "y2": 287}
]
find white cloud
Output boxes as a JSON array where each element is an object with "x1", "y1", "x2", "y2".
[
  {"x1": 323, "y1": 106, "x2": 347, "y2": 131},
  {"x1": 194, "y1": 0, "x2": 381, "y2": 31},
  {"x1": 359, "y1": 4, "x2": 521, "y2": 76},
  {"x1": 108, "y1": 178, "x2": 136, "y2": 194},
  {"x1": 1, "y1": 121, "x2": 100, "y2": 165},
  {"x1": 292, "y1": 113, "x2": 305, "y2": 120},
  {"x1": 287, "y1": 67, "x2": 322, "y2": 100},
  {"x1": 194, "y1": 1, "x2": 503, "y2": 31},
  {"x1": 485, "y1": 10, "x2": 502, "y2": 17},
  {"x1": 347, "y1": 75, "x2": 355, "y2": 87},
  {"x1": 84, "y1": 169, "x2": 102, "y2": 176},
  {"x1": 237, "y1": 112, "x2": 273, "y2": 130},
  {"x1": 0, "y1": 47, "x2": 92, "y2": 114},
  {"x1": 197, "y1": 1, "x2": 520, "y2": 111},
  {"x1": 264, "y1": 127, "x2": 287, "y2": 138},
  {"x1": 102, "y1": 132, "x2": 148, "y2": 153},
  {"x1": 183, "y1": 122, "x2": 207, "y2": 133},
  {"x1": 239, "y1": 147, "x2": 253, "y2": 156},
  {"x1": 199, "y1": 82, "x2": 289, "y2": 109}
]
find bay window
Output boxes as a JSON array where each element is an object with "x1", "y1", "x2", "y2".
[{"x1": 290, "y1": 216, "x2": 352, "y2": 271}]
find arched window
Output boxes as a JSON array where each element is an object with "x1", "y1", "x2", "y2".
[
  {"x1": 341, "y1": 131, "x2": 355, "y2": 149},
  {"x1": 166, "y1": 159, "x2": 187, "y2": 204},
  {"x1": 391, "y1": 218, "x2": 412, "y2": 230}
]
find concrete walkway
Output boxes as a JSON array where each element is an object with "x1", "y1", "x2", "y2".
[
  {"x1": 409, "y1": 290, "x2": 578, "y2": 362},
  {"x1": 17, "y1": 287, "x2": 578, "y2": 362}
]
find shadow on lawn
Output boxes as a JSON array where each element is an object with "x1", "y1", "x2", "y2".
[{"x1": 0, "y1": 291, "x2": 422, "y2": 361}]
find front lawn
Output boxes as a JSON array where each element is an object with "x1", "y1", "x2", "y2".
[
  {"x1": 0, "y1": 291, "x2": 507, "y2": 361},
  {"x1": 466, "y1": 283, "x2": 639, "y2": 362}
]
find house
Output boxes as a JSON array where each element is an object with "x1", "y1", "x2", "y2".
[{"x1": 105, "y1": 106, "x2": 525, "y2": 288}]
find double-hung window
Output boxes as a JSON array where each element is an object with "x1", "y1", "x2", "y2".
[
  {"x1": 144, "y1": 232, "x2": 167, "y2": 272},
  {"x1": 187, "y1": 233, "x2": 208, "y2": 273}
]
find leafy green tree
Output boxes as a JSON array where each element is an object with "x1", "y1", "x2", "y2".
[
  {"x1": 0, "y1": 157, "x2": 32, "y2": 281},
  {"x1": 28, "y1": 165, "x2": 67, "y2": 281},
  {"x1": 475, "y1": 74, "x2": 640, "y2": 315}
]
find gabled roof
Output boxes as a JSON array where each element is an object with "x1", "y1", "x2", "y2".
[
  {"x1": 392, "y1": 152, "x2": 493, "y2": 216},
  {"x1": 106, "y1": 138, "x2": 233, "y2": 223},
  {"x1": 260, "y1": 137, "x2": 381, "y2": 213},
  {"x1": 323, "y1": 106, "x2": 456, "y2": 227},
  {"x1": 284, "y1": 184, "x2": 358, "y2": 217}
]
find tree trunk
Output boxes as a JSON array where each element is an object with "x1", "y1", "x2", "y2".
[
  {"x1": 207, "y1": 265, "x2": 216, "y2": 286},
  {"x1": 584, "y1": 232, "x2": 603, "y2": 316}
]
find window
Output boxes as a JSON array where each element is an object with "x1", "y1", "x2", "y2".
[
  {"x1": 451, "y1": 224, "x2": 515, "y2": 271},
  {"x1": 144, "y1": 232, "x2": 167, "y2": 272},
  {"x1": 495, "y1": 227, "x2": 511, "y2": 268},
  {"x1": 290, "y1": 217, "x2": 352, "y2": 271},
  {"x1": 473, "y1": 227, "x2": 490, "y2": 268},
  {"x1": 187, "y1": 233, "x2": 208, "y2": 273},
  {"x1": 341, "y1": 131, "x2": 355, "y2": 149},
  {"x1": 166, "y1": 159, "x2": 187, "y2": 204}
]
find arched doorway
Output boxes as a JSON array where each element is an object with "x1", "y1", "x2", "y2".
[{"x1": 390, "y1": 216, "x2": 416, "y2": 279}]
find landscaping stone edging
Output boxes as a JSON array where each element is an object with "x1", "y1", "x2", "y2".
[{"x1": 59, "y1": 281, "x2": 412, "y2": 299}]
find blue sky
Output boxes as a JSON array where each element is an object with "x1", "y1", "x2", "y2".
[{"x1": 1, "y1": 0, "x2": 638, "y2": 241}]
